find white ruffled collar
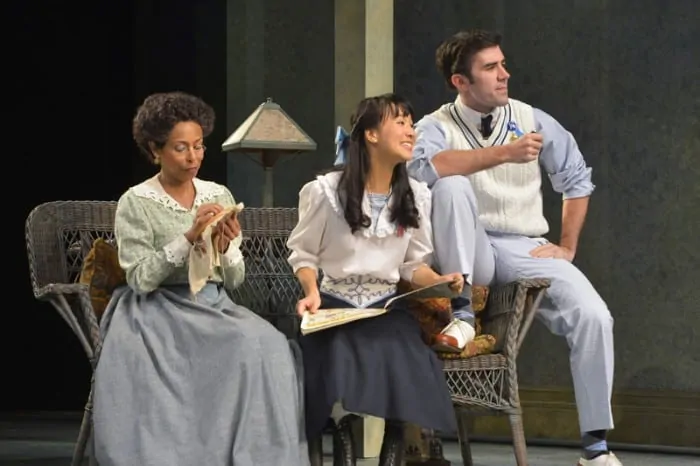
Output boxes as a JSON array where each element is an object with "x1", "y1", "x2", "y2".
[
  {"x1": 316, "y1": 171, "x2": 428, "y2": 239},
  {"x1": 130, "y1": 175, "x2": 226, "y2": 212}
]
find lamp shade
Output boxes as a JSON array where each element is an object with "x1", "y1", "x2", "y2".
[{"x1": 221, "y1": 98, "x2": 317, "y2": 152}]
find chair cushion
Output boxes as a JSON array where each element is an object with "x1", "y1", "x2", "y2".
[
  {"x1": 79, "y1": 238, "x2": 126, "y2": 319},
  {"x1": 472, "y1": 285, "x2": 489, "y2": 334},
  {"x1": 472, "y1": 285, "x2": 489, "y2": 312}
]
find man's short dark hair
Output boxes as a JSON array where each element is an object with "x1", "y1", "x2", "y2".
[{"x1": 436, "y1": 30, "x2": 503, "y2": 89}]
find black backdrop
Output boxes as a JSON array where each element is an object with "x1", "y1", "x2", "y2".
[{"x1": 7, "y1": 1, "x2": 227, "y2": 412}]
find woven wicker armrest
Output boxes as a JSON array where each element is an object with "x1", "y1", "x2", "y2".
[
  {"x1": 35, "y1": 282, "x2": 89, "y2": 301},
  {"x1": 35, "y1": 282, "x2": 100, "y2": 362},
  {"x1": 480, "y1": 278, "x2": 550, "y2": 358}
]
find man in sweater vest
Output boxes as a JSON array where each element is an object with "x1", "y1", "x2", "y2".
[{"x1": 407, "y1": 30, "x2": 620, "y2": 466}]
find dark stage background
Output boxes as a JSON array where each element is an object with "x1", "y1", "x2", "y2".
[{"x1": 9, "y1": 0, "x2": 228, "y2": 411}]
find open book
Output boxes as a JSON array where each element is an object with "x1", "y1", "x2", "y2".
[{"x1": 300, "y1": 276, "x2": 463, "y2": 335}]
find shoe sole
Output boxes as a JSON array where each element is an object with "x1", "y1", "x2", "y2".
[{"x1": 431, "y1": 343, "x2": 463, "y2": 353}]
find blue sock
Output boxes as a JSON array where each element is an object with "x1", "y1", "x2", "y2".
[
  {"x1": 582, "y1": 430, "x2": 608, "y2": 460},
  {"x1": 450, "y1": 283, "x2": 475, "y2": 326},
  {"x1": 451, "y1": 279, "x2": 474, "y2": 324}
]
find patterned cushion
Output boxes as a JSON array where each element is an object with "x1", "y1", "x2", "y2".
[
  {"x1": 79, "y1": 238, "x2": 126, "y2": 319},
  {"x1": 472, "y1": 286, "x2": 490, "y2": 335},
  {"x1": 472, "y1": 286, "x2": 489, "y2": 312},
  {"x1": 397, "y1": 280, "x2": 496, "y2": 357}
]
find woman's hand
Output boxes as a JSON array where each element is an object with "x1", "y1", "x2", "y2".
[
  {"x1": 214, "y1": 212, "x2": 242, "y2": 254},
  {"x1": 440, "y1": 272, "x2": 464, "y2": 295},
  {"x1": 185, "y1": 203, "x2": 223, "y2": 244},
  {"x1": 296, "y1": 291, "x2": 321, "y2": 317}
]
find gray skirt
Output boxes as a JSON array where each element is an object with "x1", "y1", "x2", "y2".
[{"x1": 93, "y1": 283, "x2": 309, "y2": 466}]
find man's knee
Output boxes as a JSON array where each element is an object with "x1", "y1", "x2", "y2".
[
  {"x1": 567, "y1": 285, "x2": 613, "y2": 332},
  {"x1": 545, "y1": 266, "x2": 614, "y2": 335},
  {"x1": 580, "y1": 299, "x2": 613, "y2": 330}
]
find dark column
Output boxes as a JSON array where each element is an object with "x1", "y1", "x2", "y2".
[{"x1": 224, "y1": 0, "x2": 336, "y2": 207}]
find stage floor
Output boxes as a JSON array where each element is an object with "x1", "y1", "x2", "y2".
[{"x1": 1, "y1": 413, "x2": 697, "y2": 465}]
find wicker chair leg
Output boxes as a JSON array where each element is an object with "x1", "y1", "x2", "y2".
[
  {"x1": 71, "y1": 388, "x2": 94, "y2": 466},
  {"x1": 509, "y1": 412, "x2": 528, "y2": 466},
  {"x1": 456, "y1": 410, "x2": 474, "y2": 466}
]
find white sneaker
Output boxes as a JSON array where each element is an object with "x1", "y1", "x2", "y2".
[
  {"x1": 432, "y1": 319, "x2": 476, "y2": 353},
  {"x1": 578, "y1": 452, "x2": 622, "y2": 465}
]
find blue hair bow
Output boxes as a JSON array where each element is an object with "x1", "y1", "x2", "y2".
[{"x1": 334, "y1": 126, "x2": 350, "y2": 166}]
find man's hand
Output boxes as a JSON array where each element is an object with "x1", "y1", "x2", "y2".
[
  {"x1": 529, "y1": 242, "x2": 575, "y2": 262},
  {"x1": 504, "y1": 133, "x2": 543, "y2": 163}
]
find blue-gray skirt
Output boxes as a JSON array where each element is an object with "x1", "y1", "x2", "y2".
[
  {"x1": 93, "y1": 283, "x2": 309, "y2": 466},
  {"x1": 300, "y1": 294, "x2": 457, "y2": 439}
]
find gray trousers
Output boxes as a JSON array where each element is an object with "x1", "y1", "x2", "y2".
[{"x1": 430, "y1": 175, "x2": 615, "y2": 433}]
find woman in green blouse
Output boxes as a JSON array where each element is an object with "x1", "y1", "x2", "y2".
[{"x1": 92, "y1": 92, "x2": 308, "y2": 466}]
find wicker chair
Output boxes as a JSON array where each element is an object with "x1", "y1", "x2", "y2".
[
  {"x1": 24, "y1": 201, "x2": 304, "y2": 465},
  {"x1": 25, "y1": 201, "x2": 549, "y2": 466},
  {"x1": 439, "y1": 278, "x2": 550, "y2": 466}
]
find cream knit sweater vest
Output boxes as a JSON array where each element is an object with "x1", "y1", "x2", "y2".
[{"x1": 429, "y1": 97, "x2": 548, "y2": 236}]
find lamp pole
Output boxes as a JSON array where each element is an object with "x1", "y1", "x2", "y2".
[{"x1": 260, "y1": 151, "x2": 280, "y2": 208}]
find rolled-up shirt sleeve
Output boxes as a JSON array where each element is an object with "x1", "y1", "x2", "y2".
[
  {"x1": 407, "y1": 116, "x2": 448, "y2": 187},
  {"x1": 535, "y1": 108, "x2": 595, "y2": 199}
]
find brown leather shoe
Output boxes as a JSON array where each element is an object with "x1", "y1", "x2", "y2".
[{"x1": 431, "y1": 333, "x2": 462, "y2": 353}]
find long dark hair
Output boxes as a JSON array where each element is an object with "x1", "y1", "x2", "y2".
[{"x1": 334, "y1": 93, "x2": 421, "y2": 234}]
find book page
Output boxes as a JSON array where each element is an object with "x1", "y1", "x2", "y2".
[
  {"x1": 299, "y1": 275, "x2": 467, "y2": 335},
  {"x1": 300, "y1": 307, "x2": 387, "y2": 335},
  {"x1": 385, "y1": 275, "x2": 467, "y2": 308}
]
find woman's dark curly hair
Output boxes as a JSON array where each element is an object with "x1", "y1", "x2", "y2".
[
  {"x1": 335, "y1": 93, "x2": 421, "y2": 234},
  {"x1": 132, "y1": 91, "x2": 216, "y2": 163}
]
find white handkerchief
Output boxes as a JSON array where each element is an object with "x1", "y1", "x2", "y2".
[{"x1": 188, "y1": 203, "x2": 244, "y2": 295}]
